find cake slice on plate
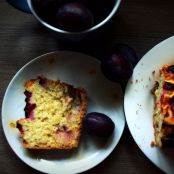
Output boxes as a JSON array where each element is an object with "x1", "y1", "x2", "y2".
[
  {"x1": 153, "y1": 65, "x2": 174, "y2": 147},
  {"x1": 16, "y1": 76, "x2": 87, "y2": 149}
]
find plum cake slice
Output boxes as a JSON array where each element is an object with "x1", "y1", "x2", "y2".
[
  {"x1": 16, "y1": 76, "x2": 87, "y2": 149},
  {"x1": 153, "y1": 65, "x2": 174, "y2": 147}
]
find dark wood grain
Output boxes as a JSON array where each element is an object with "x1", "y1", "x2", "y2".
[{"x1": 1, "y1": 0, "x2": 173, "y2": 173}]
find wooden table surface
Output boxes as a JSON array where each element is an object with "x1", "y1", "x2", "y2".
[{"x1": 1, "y1": 0, "x2": 173, "y2": 173}]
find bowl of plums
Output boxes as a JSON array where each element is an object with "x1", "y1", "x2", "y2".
[{"x1": 25, "y1": 0, "x2": 121, "y2": 40}]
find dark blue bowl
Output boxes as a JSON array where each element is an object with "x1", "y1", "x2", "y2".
[{"x1": 7, "y1": 0, "x2": 31, "y2": 13}]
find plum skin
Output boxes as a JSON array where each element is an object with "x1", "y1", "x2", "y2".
[
  {"x1": 84, "y1": 112, "x2": 115, "y2": 137},
  {"x1": 100, "y1": 43, "x2": 139, "y2": 83},
  {"x1": 101, "y1": 53, "x2": 133, "y2": 83},
  {"x1": 111, "y1": 44, "x2": 139, "y2": 67},
  {"x1": 56, "y1": 2, "x2": 94, "y2": 32}
]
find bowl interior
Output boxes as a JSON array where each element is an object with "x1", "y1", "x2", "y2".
[{"x1": 27, "y1": 0, "x2": 121, "y2": 34}]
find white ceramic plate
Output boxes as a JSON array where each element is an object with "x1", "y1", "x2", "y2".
[
  {"x1": 124, "y1": 36, "x2": 174, "y2": 174},
  {"x1": 2, "y1": 51, "x2": 125, "y2": 174}
]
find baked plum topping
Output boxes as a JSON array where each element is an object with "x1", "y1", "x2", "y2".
[
  {"x1": 24, "y1": 90, "x2": 32, "y2": 103},
  {"x1": 38, "y1": 76, "x2": 47, "y2": 87},
  {"x1": 170, "y1": 97, "x2": 174, "y2": 114},
  {"x1": 162, "y1": 136, "x2": 174, "y2": 147},
  {"x1": 24, "y1": 90, "x2": 32, "y2": 98},
  {"x1": 163, "y1": 82, "x2": 174, "y2": 90},
  {"x1": 167, "y1": 65, "x2": 174, "y2": 73},
  {"x1": 171, "y1": 103, "x2": 174, "y2": 114},
  {"x1": 16, "y1": 123, "x2": 24, "y2": 134},
  {"x1": 24, "y1": 103, "x2": 36, "y2": 118}
]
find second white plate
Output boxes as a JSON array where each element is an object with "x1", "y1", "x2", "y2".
[
  {"x1": 2, "y1": 51, "x2": 125, "y2": 174},
  {"x1": 124, "y1": 36, "x2": 174, "y2": 174}
]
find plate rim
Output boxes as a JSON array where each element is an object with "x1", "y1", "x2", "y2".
[{"x1": 1, "y1": 50, "x2": 125, "y2": 174}]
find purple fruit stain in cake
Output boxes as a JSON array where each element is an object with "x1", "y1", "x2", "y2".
[
  {"x1": 167, "y1": 65, "x2": 174, "y2": 73},
  {"x1": 56, "y1": 125, "x2": 73, "y2": 141},
  {"x1": 24, "y1": 103, "x2": 36, "y2": 118},
  {"x1": 24, "y1": 90, "x2": 36, "y2": 118},
  {"x1": 163, "y1": 82, "x2": 174, "y2": 90},
  {"x1": 24, "y1": 90, "x2": 32, "y2": 101},
  {"x1": 170, "y1": 97, "x2": 174, "y2": 114},
  {"x1": 38, "y1": 76, "x2": 47, "y2": 88},
  {"x1": 16, "y1": 123, "x2": 24, "y2": 134}
]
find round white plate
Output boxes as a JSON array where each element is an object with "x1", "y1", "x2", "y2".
[
  {"x1": 124, "y1": 36, "x2": 174, "y2": 174},
  {"x1": 2, "y1": 51, "x2": 125, "y2": 174}
]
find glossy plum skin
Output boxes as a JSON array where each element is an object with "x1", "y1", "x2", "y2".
[
  {"x1": 84, "y1": 112, "x2": 115, "y2": 137},
  {"x1": 101, "y1": 53, "x2": 133, "y2": 83},
  {"x1": 56, "y1": 2, "x2": 94, "y2": 32},
  {"x1": 111, "y1": 44, "x2": 139, "y2": 67},
  {"x1": 100, "y1": 44, "x2": 138, "y2": 83}
]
